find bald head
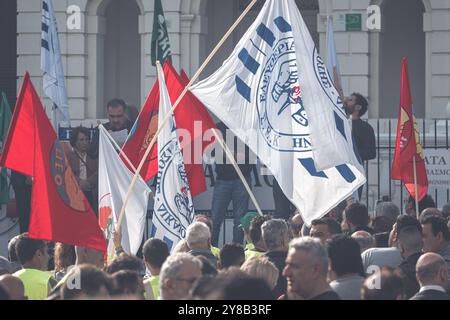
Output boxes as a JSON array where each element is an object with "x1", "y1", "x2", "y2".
[
  {"x1": 351, "y1": 231, "x2": 375, "y2": 253},
  {"x1": 416, "y1": 253, "x2": 448, "y2": 288},
  {"x1": 0, "y1": 275, "x2": 26, "y2": 300}
]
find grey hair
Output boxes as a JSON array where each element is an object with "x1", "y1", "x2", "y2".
[
  {"x1": 351, "y1": 232, "x2": 376, "y2": 253},
  {"x1": 159, "y1": 253, "x2": 202, "y2": 290},
  {"x1": 261, "y1": 219, "x2": 289, "y2": 250},
  {"x1": 186, "y1": 222, "x2": 211, "y2": 248},
  {"x1": 289, "y1": 236, "x2": 329, "y2": 276},
  {"x1": 375, "y1": 202, "x2": 400, "y2": 221}
]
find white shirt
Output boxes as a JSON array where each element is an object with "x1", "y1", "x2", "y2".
[
  {"x1": 419, "y1": 285, "x2": 446, "y2": 293},
  {"x1": 75, "y1": 151, "x2": 87, "y2": 180}
]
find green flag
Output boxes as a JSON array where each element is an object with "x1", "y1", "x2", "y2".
[
  {"x1": 151, "y1": 0, "x2": 172, "y2": 66},
  {"x1": 0, "y1": 92, "x2": 12, "y2": 204}
]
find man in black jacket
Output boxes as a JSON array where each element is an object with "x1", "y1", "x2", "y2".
[
  {"x1": 410, "y1": 252, "x2": 450, "y2": 300},
  {"x1": 344, "y1": 93, "x2": 376, "y2": 198},
  {"x1": 397, "y1": 226, "x2": 423, "y2": 298}
]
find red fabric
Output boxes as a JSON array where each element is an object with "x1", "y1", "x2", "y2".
[
  {"x1": 391, "y1": 58, "x2": 428, "y2": 201},
  {"x1": 122, "y1": 62, "x2": 216, "y2": 196},
  {"x1": 0, "y1": 73, "x2": 106, "y2": 251}
]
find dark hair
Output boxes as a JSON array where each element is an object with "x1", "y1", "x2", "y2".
[
  {"x1": 61, "y1": 265, "x2": 112, "y2": 300},
  {"x1": 219, "y1": 244, "x2": 245, "y2": 269},
  {"x1": 419, "y1": 208, "x2": 442, "y2": 223},
  {"x1": 196, "y1": 255, "x2": 218, "y2": 276},
  {"x1": 351, "y1": 93, "x2": 368, "y2": 117},
  {"x1": 111, "y1": 270, "x2": 142, "y2": 297},
  {"x1": 396, "y1": 215, "x2": 422, "y2": 234},
  {"x1": 54, "y1": 243, "x2": 76, "y2": 273},
  {"x1": 408, "y1": 194, "x2": 436, "y2": 214},
  {"x1": 421, "y1": 215, "x2": 450, "y2": 241},
  {"x1": 190, "y1": 275, "x2": 217, "y2": 299},
  {"x1": 143, "y1": 238, "x2": 169, "y2": 269},
  {"x1": 104, "y1": 253, "x2": 144, "y2": 275},
  {"x1": 107, "y1": 98, "x2": 127, "y2": 111},
  {"x1": 361, "y1": 267, "x2": 405, "y2": 300},
  {"x1": 0, "y1": 284, "x2": 10, "y2": 300},
  {"x1": 372, "y1": 215, "x2": 394, "y2": 234},
  {"x1": 15, "y1": 233, "x2": 46, "y2": 265},
  {"x1": 345, "y1": 203, "x2": 369, "y2": 228},
  {"x1": 69, "y1": 126, "x2": 90, "y2": 148},
  {"x1": 249, "y1": 215, "x2": 271, "y2": 244},
  {"x1": 311, "y1": 217, "x2": 342, "y2": 235},
  {"x1": 327, "y1": 235, "x2": 364, "y2": 277},
  {"x1": 442, "y1": 203, "x2": 450, "y2": 219}
]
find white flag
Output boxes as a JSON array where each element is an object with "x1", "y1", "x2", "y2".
[
  {"x1": 326, "y1": 16, "x2": 344, "y2": 100},
  {"x1": 41, "y1": 0, "x2": 70, "y2": 127},
  {"x1": 151, "y1": 65, "x2": 195, "y2": 251},
  {"x1": 98, "y1": 125, "x2": 150, "y2": 256},
  {"x1": 191, "y1": 0, "x2": 365, "y2": 224}
]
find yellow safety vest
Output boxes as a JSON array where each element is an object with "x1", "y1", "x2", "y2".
[
  {"x1": 211, "y1": 246, "x2": 220, "y2": 258},
  {"x1": 14, "y1": 268, "x2": 52, "y2": 300},
  {"x1": 245, "y1": 249, "x2": 265, "y2": 260},
  {"x1": 143, "y1": 275, "x2": 160, "y2": 300}
]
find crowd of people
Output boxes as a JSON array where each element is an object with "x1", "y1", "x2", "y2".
[{"x1": 1, "y1": 196, "x2": 450, "y2": 300}]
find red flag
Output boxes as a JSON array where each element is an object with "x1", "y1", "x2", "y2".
[
  {"x1": 122, "y1": 62, "x2": 216, "y2": 196},
  {"x1": 391, "y1": 58, "x2": 428, "y2": 201},
  {"x1": 0, "y1": 73, "x2": 106, "y2": 251}
]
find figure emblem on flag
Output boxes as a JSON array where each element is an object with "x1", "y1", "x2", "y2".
[{"x1": 50, "y1": 140, "x2": 86, "y2": 211}]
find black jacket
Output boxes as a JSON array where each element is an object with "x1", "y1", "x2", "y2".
[
  {"x1": 264, "y1": 250, "x2": 288, "y2": 299},
  {"x1": 398, "y1": 252, "x2": 422, "y2": 299},
  {"x1": 352, "y1": 119, "x2": 376, "y2": 161},
  {"x1": 410, "y1": 289, "x2": 450, "y2": 300}
]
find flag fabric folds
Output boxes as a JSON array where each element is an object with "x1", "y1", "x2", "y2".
[
  {"x1": 41, "y1": 0, "x2": 70, "y2": 127},
  {"x1": 151, "y1": 0, "x2": 172, "y2": 66},
  {"x1": 98, "y1": 125, "x2": 150, "y2": 257},
  {"x1": 0, "y1": 93, "x2": 12, "y2": 205},
  {"x1": 151, "y1": 64, "x2": 195, "y2": 251},
  {"x1": 122, "y1": 62, "x2": 216, "y2": 197},
  {"x1": 0, "y1": 73, "x2": 106, "y2": 252},
  {"x1": 190, "y1": 0, "x2": 365, "y2": 225},
  {"x1": 391, "y1": 57, "x2": 428, "y2": 201},
  {"x1": 326, "y1": 16, "x2": 344, "y2": 99}
]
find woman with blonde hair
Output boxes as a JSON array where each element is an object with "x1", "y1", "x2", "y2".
[{"x1": 240, "y1": 256, "x2": 279, "y2": 291}]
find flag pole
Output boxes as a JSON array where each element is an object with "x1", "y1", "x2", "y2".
[
  {"x1": 210, "y1": 128, "x2": 264, "y2": 217},
  {"x1": 115, "y1": 0, "x2": 259, "y2": 232},
  {"x1": 413, "y1": 156, "x2": 419, "y2": 219}
]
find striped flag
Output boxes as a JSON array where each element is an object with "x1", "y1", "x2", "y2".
[
  {"x1": 151, "y1": 63, "x2": 194, "y2": 251},
  {"x1": 41, "y1": 0, "x2": 70, "y2": 128},
  {"x1": 326, "y1": 16, "x2": 344, "y2": 99}
]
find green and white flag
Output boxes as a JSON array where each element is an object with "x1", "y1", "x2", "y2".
[
  {"x1": 151, "y1": 0, "x2": 172, "y2": 66},
  {"x1": 0, "y1": 93, "x2": 12, "y2": 204}
]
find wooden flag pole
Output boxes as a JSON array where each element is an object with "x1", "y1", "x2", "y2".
[
  {"x1": 413, "y1": 156, "x2": 420, "y2": 219},
  {"x1": 115, "y1": 0, "x2": 259, "y2": 232},
  {"x1": 210, "y1": 128, "x2": 264, "y2": 217}
]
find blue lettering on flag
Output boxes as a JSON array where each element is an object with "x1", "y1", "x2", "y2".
[
  {"x1": 274, "y1": 16, "x2": 292, "y2": 33},
  {"x1": 150, "y1": 224, "x2": 157, "y2": 238},
  {"x1": 238, "y1": 48, "x2": 260, "y2": 75},
  {"x1": 236, "y1": 76, "x2": 252, "y2": 102},
  {"x1": 41, "y1": 39, "x2": 49, "y2": 51},
  {"x1": 256, "y1": 23, "x2": 275, "y2": 47},
  {"x1": 163, "y1": 237, "x2": 174, "y2": 252},
  {"x1": 298, "y1": 158, "x2": 328, "y2": 178},
  {"x1": 334, "y1": 111, "x2": 347, "y2": 141},
  {"x1": 336, "y1": 164, "x2": 357, "y2": 183},
  {"x1": 42, "y1": 22, "x2": 49, "y2": 33},
  {"x1": 42, "y1": 1, "x2": 49, "y2": 12}
]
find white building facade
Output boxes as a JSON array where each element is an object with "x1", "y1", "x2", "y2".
[{"x1": 14, "y1": 0, "x2": 450, "y2": 122}]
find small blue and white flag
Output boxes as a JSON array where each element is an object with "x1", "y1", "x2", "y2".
[
  {"x1": 191, "y1": 0, "x2": 365, "y2": 224},
  {"x1": 326, "y1": 16, "x2": 344, "y2": 100},
  {"x1": 151, "y1": 63, "x2": 195, "y2": 251},
  {"x1": 41, "y1": 0, "x2": 70, "y2": 128}
]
